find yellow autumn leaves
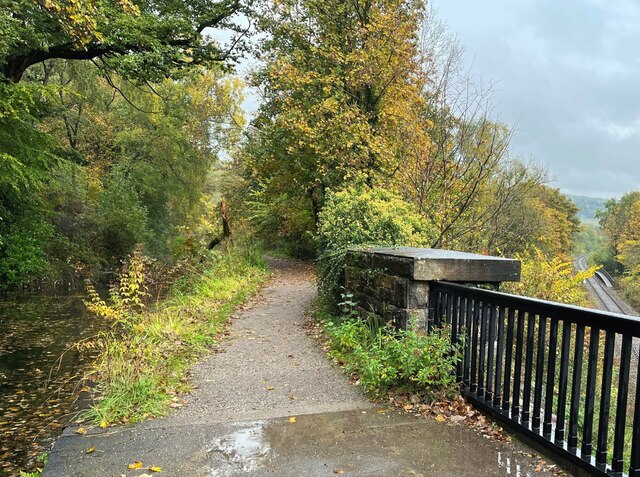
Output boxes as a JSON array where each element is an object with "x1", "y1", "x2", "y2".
[
  {"x1": 127, "y1": 461, "x2": 162, "y2": 472},
  {"x1": 39, "y1": 0, "x2": 139, "y2": 45}
]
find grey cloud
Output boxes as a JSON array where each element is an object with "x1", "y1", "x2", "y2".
[{"x1": 434, "y1": 0, "x2": 640, "y2": 198}]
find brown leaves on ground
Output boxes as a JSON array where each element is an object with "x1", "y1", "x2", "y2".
[
  {"x1": 302, "y1": 314, "x2": 324, "y2": 341},
  {"x1": 388, "y1": 393, "x2": 511, "y2": 442},
  {"x1": 388, "y1": 393, "x2": 568, "y2": 476}
]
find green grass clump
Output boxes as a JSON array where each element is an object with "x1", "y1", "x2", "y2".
[
  {"x1": 320, "y1": 307, "x2": 461, "y2": 399},
  {"x1": 84, "y1": 242, "x2": 269, "y2": 425}
]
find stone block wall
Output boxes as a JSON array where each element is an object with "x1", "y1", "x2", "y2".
[{"x1": 345, "y1": 247, "x2": 521, "y2": 330}]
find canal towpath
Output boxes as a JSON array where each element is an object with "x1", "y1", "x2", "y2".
[{"x1": 42, "y1": 258, "x2": 565, "y2": 477}]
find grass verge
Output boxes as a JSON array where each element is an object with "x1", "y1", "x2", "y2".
[{"x1": 83, "y1": 242, "x2": 270, "y2": 425}]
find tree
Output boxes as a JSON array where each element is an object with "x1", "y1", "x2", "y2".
[
  {"x1": 395, "y1": 11, "x2": 545, "y2": 255},
  {"x1": 597, "y1": 192, "x2": 640, "y2": 306},
  {"x1": 0, "y1": 59, "x2": 246, "y2": 287},
  {"x1": 1, "y1": 0, "x2": 247, "y2": 83},
  {"x1": 598, "y1": 192, "x2": 640, "y2": 255},
  {"x1": 239, "y1": 0, "x2": 429, "y2": 248},
  {"x1": 502, "y1": 248, "x2": 596, "y2": 306}
]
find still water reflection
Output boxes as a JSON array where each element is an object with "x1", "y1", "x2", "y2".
[{"x1": 0, "y1": 294, "x2": 102, "y2": 476}]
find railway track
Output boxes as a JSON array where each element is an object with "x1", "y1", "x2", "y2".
[
  {"x1": 576, "y1": 255, "x2": 640, "y2": 358},
  {"x1": 576, "y1": 255, "x2": 628, "y2": 314}
]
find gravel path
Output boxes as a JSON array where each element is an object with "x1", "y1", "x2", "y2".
[
  {"x1": 42, "y1": 258, "x2": 565, "y2": 477},
  {"x1": 166, "y1": 257, "x2": 369, "y2": 425}
]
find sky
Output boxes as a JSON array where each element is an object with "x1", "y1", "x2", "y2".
[{"x1": 432, "y1": 0, "x2": 640, "y2": 199}]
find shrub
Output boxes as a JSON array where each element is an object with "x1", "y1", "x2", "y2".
[
  {"x1": 0, "y1": 215, "x2": 54, "y2": 289},
  {"x1": 322, "y1": 312, "x2": 461, "y2": 399},
  {"x1": 82, "y1": 241, "x2": 269, "y2": 424},
  {"x1": 502, "y1": 248, "x2": 597, "y2": 306},
  {"x1": 316, "y1": 185, "x2": 434, "y2": 305}
]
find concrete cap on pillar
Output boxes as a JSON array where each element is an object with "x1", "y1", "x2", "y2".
[{"x1": 354, "y1": 246, "x2": 521, "y2": 282}]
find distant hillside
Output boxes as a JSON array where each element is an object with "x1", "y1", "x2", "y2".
[{"x1": 567, "y1": 194, "x2": 608, "y2": 221}]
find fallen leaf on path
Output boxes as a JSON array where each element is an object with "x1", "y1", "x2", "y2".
[
  {"x1": 128, "y1": 461, "x2": 143, "y2": 470},
  {"x1": 435, "y1": 414, "x2": 446, "y2": 422},
  {"x1": 289, "y1": 417, "x2": 296, "y2": 423},
  {"x1": 86, "y1": 447, "x2": 95, "y2": 454},
  {"x1": 99, "y1": 420, "x2": 108, "y2": 429},
  {"x1": 333, "y1": 469, "x2": 345, "y2": 474},
  {"x1": 147, "y1": 466, "x2": 162, "y2": 472},
  {"x1": 265, "y1": 386, "x2": 275, "y2": 391},
  {"x1": 75, "y1": 427, "x2": 87, "y2": 435}
]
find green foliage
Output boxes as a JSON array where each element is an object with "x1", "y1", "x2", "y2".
[
  {"x1": 0, "y1": 0, "x2": 243, "y2": 83},
  {"x1": 316, "y1": 185, "x2": 434, "y2": 304},
  {"x1": 503, "y1": 248, "x2": 597, "y2": 306},
  {"x1": 573, "y1": 223, "x2": 606, "y2": 256},
  {"x1": 95, "y1": 172, "x2": 150, "y2": 261},
  {"x1": 238, "y1": 0, "x2": 428, "y2": 249},
  {"x1": 0, "y1": 59, "x2": 246, "y2": 289},
  {"x1": 0, "y1": 216, "x2": 54, "y2": 289},
  {"x1": 573, "y1": 223, "x2": 619, "y2": 272},
  {"x1": 84, "y1": 241, "x2": 269, "y2": 424},
  {"x1": 595, "y1": 191, "x2": 640, "y2": 306},
  {"x1": 322, "y1": 312, "x2": 461, "y2": 398},
  {"x1": 0, "y1": 81, "x2": 64, "y2": 287}
]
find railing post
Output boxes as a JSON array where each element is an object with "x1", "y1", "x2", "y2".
[{"x1": 343, "y1": 246, "x2": 640, "y2": 477}]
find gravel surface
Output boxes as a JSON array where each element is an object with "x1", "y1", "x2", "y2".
[
  {"x1": 42, "y1": 257, "x2": 567, "y2": 477},
  {"x1": 162, "y1": 257, "x2": 370, "y2": 425}
]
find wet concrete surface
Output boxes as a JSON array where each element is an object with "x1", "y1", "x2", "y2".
[
  {"x1": 42, "y1": 259, "x2": 565, "y2": 476},
  {"x1": 42, "y1": 409, "x2": 558, "y2": 477}
]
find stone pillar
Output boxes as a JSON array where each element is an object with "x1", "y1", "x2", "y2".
[{"x1": 345, "y1": 247, "x2": 521, "y2": 330}]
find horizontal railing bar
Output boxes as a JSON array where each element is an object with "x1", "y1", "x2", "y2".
[
  {"x1": 431, "y1": 281, "x2": 640, "y2": 335},
  {"x1": 464, "y1": 390, "x2": 611, "y2": 477},
  {"x1": 430, "y1": 281, "x2": 638, "y2": 477}
]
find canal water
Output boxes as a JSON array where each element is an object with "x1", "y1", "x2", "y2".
[{"x1": 0, "y1": 294, "x2": 102, "y2": 476}]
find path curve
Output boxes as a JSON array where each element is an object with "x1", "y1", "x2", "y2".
[
  {"x1": 42, "y1": 258, "x2": 564, "y2": 477},
  {"x1": 167, "y1": 257, "x2": 369, "y2": 424}
]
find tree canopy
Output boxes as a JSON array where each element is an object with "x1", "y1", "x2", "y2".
[
  {"x1": 1, "y1": 0, "x2": 246, "y2": 82},
  {"x1": 237, "y1": 0, "x2": 429, "y2": 248}
]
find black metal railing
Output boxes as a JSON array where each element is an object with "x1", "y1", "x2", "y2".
[{"x1": 430, "y1": 281, "x2": 640, "y2": 477}]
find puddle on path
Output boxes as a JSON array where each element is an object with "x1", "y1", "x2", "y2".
[
  {"x1": 207, "y1": 421, "x2": 270, "y2": 476},
  {"x1": 498, "y1": 451, "x2": 535, "y2": 477},
  {"x1": 201, "y1": 411, "x2": 560, "y2": 477}
]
